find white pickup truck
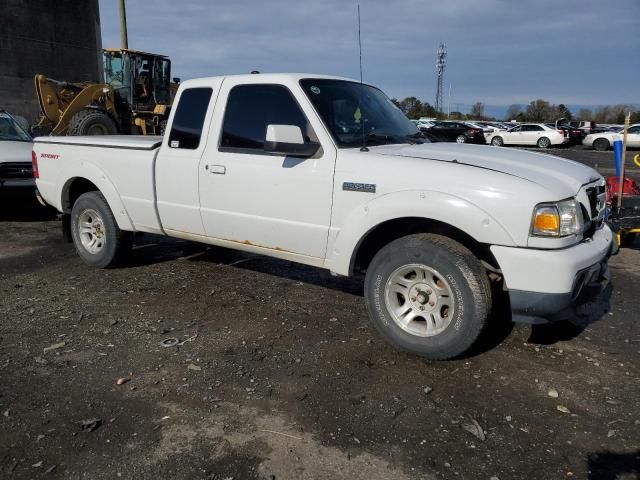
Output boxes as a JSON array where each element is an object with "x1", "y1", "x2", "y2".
[{"x1": 33, "y1": 73, "x2": 613, "y2": 360}]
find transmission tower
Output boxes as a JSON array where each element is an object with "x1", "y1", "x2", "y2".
[{"x1": 435, "y1": 43, "x2": 447, "y2": 114}]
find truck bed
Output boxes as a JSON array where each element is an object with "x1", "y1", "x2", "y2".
[
  {"x1": 35, "y1": 135, "x2": 163, "y2": 150},
  {"x1": 33, "y1": 135, "x2": 163, "y2": 234}
]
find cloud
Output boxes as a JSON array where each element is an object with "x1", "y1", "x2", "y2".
[{"x1": 99, "y1": 0, "x2": 640, "y2": 106}]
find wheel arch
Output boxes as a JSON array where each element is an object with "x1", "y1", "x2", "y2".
[
  {"x1": 349, "y1": 217, "x2": 501, "y2": 276},
  {"x1": 326, "y1": 190, "x2": 515, "y2": 277},
  {"x1": 60, "y1": 167, "x2": 134, "y2": 231}
]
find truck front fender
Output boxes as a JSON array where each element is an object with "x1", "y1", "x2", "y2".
[
  {"x1": 58, "y1": 161, "x2": 135, "y2": 232},
  {"x1": 326, "y1": 189, "x2": 516, "y2": 276}
]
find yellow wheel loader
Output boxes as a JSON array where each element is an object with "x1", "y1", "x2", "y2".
[{"x1": 34, "y1": 49, "x2": 178, "y2": 136}]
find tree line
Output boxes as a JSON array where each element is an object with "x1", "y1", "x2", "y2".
[{"x1": 391, "y1": 96, "x2": 640, "y2": 124}]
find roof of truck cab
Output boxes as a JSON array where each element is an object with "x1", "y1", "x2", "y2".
[{"x1": 178, "y1": 73, "x2": 360, "y2": 87}]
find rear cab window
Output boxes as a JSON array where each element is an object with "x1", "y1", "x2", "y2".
[{"x1": 168, "y1": 87, "x2": 213, "y2": 149}]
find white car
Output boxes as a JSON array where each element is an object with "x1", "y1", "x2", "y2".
[
  {"x1": 583, "y1": 124, "x2": 640, "y2": 151},
  {"x1": 33, "y1": 73, "x2": 611, "y2": 360},
  {"x1": 488, "y1": 123, "x2": 568, "y2": 148},
  {"x1": 0, "y1": 110, "x2": 34, "y2": 194}
]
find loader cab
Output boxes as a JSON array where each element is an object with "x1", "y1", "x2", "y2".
[{"x1": 103, "y1": 49, "x2": 172, "y2": 111}]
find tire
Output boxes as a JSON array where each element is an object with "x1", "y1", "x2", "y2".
[
  {"x1": 68, "y1": 109, "x2": 118, "y2": 136},
  {"x1": 593, "y1": 138, "x2": 610, "y2": 151},
  {"x1": 364, "y1": 234, "x2": 492, "y2": 360},
  {"x1": 537, "y1": 137, "x2": 551, "y2": 149},
  {"x1": 491, "y1": 136, "x2": 503, "y2": 146},
  {"x1": 70, "y1": 191, "x2": 132, "y2": 268},
  {"x1": 455, "y1": 135, "x2": 466, "y2": 144}
]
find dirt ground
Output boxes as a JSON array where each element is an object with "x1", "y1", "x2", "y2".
[{"x1": 1, "y1": 149, "x2": 639, "y2": 480}]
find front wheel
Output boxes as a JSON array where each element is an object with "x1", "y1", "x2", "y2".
[
  {"x1": 70, "y1": 191, "x2": 132, "y2": 268},
  {"x1": 593, "y1": 138, "x2": 610, "y2": 151},
  {"x1": 537, "y1": 137, "x2": 551, "y2": 149},
  {"x1": 364, "y1": 234, "x2": 491, "y2": 360},
  {"x1": 491, "y1": 136, "x2": 503, "y2": 146},
  {"x1": 455, "y1": 135, "x2": 466, "y2": 144}
]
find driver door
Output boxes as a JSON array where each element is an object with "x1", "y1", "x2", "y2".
[{"x1": 198, "y1": 79, "x2": 337, "y2": 259}]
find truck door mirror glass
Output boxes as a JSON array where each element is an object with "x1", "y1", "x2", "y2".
[{"x1": 264, "y1": 124, "x2": 320, "y2": 158}]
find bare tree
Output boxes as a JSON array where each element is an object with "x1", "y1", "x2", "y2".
[
  {"x1": 576, "y1": 108, "x2": 593, "y2": 121},
  {"x1": 506, "y1": 104, "x2": 523, "y2": 121},
  {"x1": 526, "y1": 99, "x2": 553, "y2": 122},
  {"x1": 470, "y1": 102, "x2": 485, "y2": 120}
]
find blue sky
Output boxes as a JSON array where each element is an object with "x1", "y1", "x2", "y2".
[{"x1": 98, "y1": 0, "x2": 639, "y2": 116}]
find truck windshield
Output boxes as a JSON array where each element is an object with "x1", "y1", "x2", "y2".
[
  {"x1": 0, "y1": 113, "x2": 31, "y2": 142},
  {"x1": 300, "y1": 79, "x2": 424, "y2": 148}
]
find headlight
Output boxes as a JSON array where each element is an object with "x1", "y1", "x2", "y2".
[{"x1": 531, "y1": 198, "x2": 583, "y2": 237}]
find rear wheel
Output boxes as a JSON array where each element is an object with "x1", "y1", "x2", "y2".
[
  {"x1": 593, "y1": 138, "x2": 610, "y2": 151},
  {"x1": 455, "y1": 135, "x2": 466, "y2": 144},
  {"x1": 537, "y1": 137, "x2": 551, "y2": 149},
  {"x1": 68, "y1": 109, "x2": 118, "y2": 136},
  {"x1": 364, "y1": 234, "x2": 491, "y2": 360},
  {"x1": 70, "y1": 192, "x2": 131, "y2": 268},
  {"x1": 491, "y1": 136, "x2": 503, "y2": 146}
]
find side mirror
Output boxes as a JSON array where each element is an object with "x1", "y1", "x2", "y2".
[
  {"x1": 172, "y1": 77, "x2": 181, "y2": 83},
  {"x1": 264, "y1": 124, "x2": 320, "y2": 158}
]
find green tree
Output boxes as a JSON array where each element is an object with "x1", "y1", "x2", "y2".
[{"x1": 557, "y1": 104, "x2": 572, "y2": 120}]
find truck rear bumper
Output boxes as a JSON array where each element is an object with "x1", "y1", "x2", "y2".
[
  {"x1": 0, "y1": 178, "x2": 35, "y2": 190},
  {"x1": 491, "y1": 225, "x2": 613, "y2": 324}
]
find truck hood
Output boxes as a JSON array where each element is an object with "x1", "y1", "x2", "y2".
[
  {"x1": 373, "y1": 143, "x2": 600, "y2": 196},
  {"x1": 0, "y1": 140, "x2": 33, "y2": 163}
]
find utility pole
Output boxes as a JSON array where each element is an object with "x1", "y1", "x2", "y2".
[
  {"x1": 435, "y1": 43, "x2": 446, "y2": 115},
  {"x1": 447, "y1": 82, "x2": 452, "y2": 119},
  {"x1": 119, "y1": 0, "x2": 129, "y2": 49}
]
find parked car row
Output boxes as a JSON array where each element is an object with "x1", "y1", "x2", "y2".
[{"x1": 409, "y1": 116, "x2": 637, "y2": 151}]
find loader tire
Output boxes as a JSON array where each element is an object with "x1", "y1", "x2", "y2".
[{"x1": 68, "y1": 110, "x2": 118, "y2": 136}]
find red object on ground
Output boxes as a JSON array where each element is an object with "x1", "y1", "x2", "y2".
[{"x1": 606, "y1": 176, "x2": 640, "y2": 203}]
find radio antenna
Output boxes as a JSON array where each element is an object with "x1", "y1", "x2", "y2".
[{"x1": 358, "y1": 5, "x2": 368, "y2": 152}]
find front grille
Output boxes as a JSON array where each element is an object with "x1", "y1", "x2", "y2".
[
  {"x1": 0, "y1": 162, "x2": 33, "y2": 180},
  {"x1": 580, "y1": 180, "x2": 606, "y2": 239},
  {"x1": 586, "y1": 184, "x2": 605, "y2": 218}
]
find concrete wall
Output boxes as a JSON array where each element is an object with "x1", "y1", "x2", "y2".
[{"x1": 0, "y1": 0, "x2": 102, "y2": 123}]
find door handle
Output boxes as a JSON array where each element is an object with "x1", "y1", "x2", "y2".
[{"x1": 206, "y1": 164, "x2": 226, "y2": 174}]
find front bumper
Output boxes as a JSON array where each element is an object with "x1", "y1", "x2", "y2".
[
  {"x1": 491, "y1": 225, "x2": 613, "y2": 324},
  {"x1": 508, "y1": 258, "x2": 609, "y2": 323}
]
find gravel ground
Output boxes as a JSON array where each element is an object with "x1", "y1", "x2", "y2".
[{"x1": 0, "y1": 148, "x2": 639, "y2": 480}]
